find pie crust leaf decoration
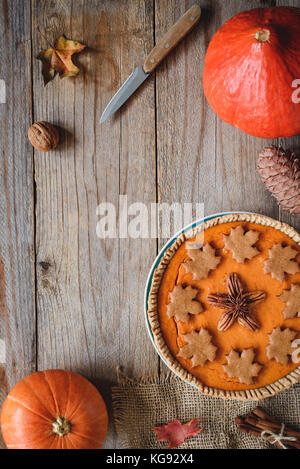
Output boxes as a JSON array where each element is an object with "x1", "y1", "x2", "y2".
[
  {"x1": 223, "y1": 349, "x2": 262, "y2": 385},
  {"x1": 207, "y1": 273, "x2": 265, "y2": 332},
  {"x1": 152, "y1": 419, "x2": 202, "y2": 449},
  {"x1": 266, "y1": 327, "x2": 297, "y2": 365},
  {"x1": 263, "y1": 244, "x2": 300, "y2": 282},
  {"x1": 223, "y1": 225, "x2": 260, "y2": 263},
  {"x1": 167, "y1": 285, "x2": 203, "y2": 323},
  {"x1": 279, "y1": 284, "x2": 300, "y2": 319},
  {"x1": 177, "y1": 329, "x2": 217, "y2": 367},
  {"x1": 183, "y1": 243, "x2": 221, "y2": 280}
]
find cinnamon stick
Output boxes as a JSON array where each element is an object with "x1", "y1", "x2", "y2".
[
  {"x1": 235, "y1": 416, "x2": 283, "y2": 449},
  {"x1": 235, "y1": 407, "x2": 300, "y2": 450},
  {"x1": 285, "y1": 440, "x2": 300, "y2": 450},
  {"x1": 252, "y1": 407, "x2": 276, "y2": 423},
  {"x1": 246, "y1": 414, "x2": 300, "y2": 440},
  {"x1": 237, "y1": 424, "x2": 263, "y2": 438}
]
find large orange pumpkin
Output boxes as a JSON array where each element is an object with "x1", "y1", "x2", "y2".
[
  {"x1": 0, "y1": 369, "x2": 108, "y2": 449},
  {"x1": 203, "y1": 7, "x2": 300, "y2": 138}
]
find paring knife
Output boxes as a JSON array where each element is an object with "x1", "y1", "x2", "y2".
[{"x1": 100, "y1": 4, "x2": 201, "y2": 123}]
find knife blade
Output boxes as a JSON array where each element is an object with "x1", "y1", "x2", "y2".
[
  {"x1": 100, "y1": 4, "x2": 201, "y2": 123},
  {"x1": 100, "y1": 66, "x2": 149, "y2": 123}
]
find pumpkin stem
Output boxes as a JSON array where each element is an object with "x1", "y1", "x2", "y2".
[
  {"x1": 255, "y1": 29, "x2": 270, "y2": 43},
  {"x1": 52, "y1": 416, "x2": 71, "y2": 437}
]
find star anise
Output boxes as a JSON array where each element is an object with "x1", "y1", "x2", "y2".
[{"x1": 207, "y1": 273, "x2": 265, "y2": 332}]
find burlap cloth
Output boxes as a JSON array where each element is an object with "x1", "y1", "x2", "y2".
[{"x1": 112, "y1": 372, "x2": 300, "y2": 449}]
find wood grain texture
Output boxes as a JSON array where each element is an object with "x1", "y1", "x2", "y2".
[
  {"x1": 155, "y1": 0, "x2": 216, "y2": 249},
  {"x1": 0, "y1": 0, "x2": 300, "y2": 450},
  {"x1": 276, "y1": 0, "x2": 300, "y2": 233},
  {"x1": 32, "y1": 0, "x2": 157, "y2": 448},
  {"x1": 143, "y1": 4, "x2": 201, "y2": 73},
  {"x1": 0, "y1": 0, "x2": 35, "y2": 448},
  {"x1": 155, "y1": 0, "x2": 300, "y2": 232},
  {"x1": 155, "y1": 0, "x2": 280, "y2": 239},
  {"x1": 154, "y1": 0, "x2": 300, "y2": 376}
]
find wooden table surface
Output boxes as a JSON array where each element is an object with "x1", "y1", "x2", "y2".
[{"x1": 0, "y1": 0, "x2": 299, "y2": 449}]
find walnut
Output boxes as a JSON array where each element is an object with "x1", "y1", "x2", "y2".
[{"x1": 28, "y1": 121, "x2": 59, "y2": 152}]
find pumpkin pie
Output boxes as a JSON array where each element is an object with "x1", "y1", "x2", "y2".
[{"x1": 147, "y1": 213, "x2": 300, "y2": 400}]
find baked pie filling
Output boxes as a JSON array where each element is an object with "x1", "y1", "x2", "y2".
[{"x1": 156, "y1": 221, "x2": 300, "y2": 391}]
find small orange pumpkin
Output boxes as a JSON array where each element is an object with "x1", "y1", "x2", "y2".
[{"x1": 0, "y1": 369, "x2": 108, "y2": 449}]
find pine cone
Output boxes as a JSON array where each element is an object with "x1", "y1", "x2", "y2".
[{"x1": 257, "y1": 146, "x2": 300, "y2": 215}]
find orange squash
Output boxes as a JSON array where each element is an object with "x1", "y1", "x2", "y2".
[
  {"x1": 0, "y1": 369, "x2": 108, "y2": 449},
  {"x1": 203, "y1": 7, "x2": 300, "y2": 138}
]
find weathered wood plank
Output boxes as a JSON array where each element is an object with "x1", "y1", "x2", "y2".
[
  {"x1": 155, "y1": 0, "x2": 215, "y2": 250},
  {"x1": 0, "y1": 0, "x2": 35, "y2": 448},
  {"x1": 32, "y1": 0, "x2": 157, "y2": 448},
  {"x1": 154, "y1": 0, "x2": 292, "y2": 379},
  {"x1": 0, "y1": 0, "x2": 299, "y2": 451},
  {"x1": 213, "y1": 0, "x2": 279, "y2": 219},
  {"x1": 276, "y1": 0, "x2": 300, "y2": 232},
  {"x1": 155, "y1": 0, "x2": 299, "y2": 237}
]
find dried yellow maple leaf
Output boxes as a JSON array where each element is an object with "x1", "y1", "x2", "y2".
[{"x1": 37, "y1": 28, "x2": 86, "y2": 85}]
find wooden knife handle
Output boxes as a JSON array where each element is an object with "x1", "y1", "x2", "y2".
[{"x1": 143, "y1": 4, "x2": 201, "y2": 74}]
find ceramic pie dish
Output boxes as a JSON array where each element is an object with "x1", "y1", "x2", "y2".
[{"x1": 145, "y1": 212, "x2": 300, "y2": 400}]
